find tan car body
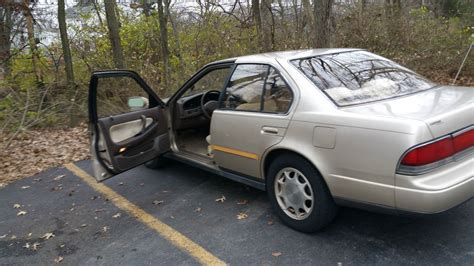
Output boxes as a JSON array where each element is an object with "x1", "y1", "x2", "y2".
[{"x1": 90, "y1": 49, "x2": 473, "y2": 216}]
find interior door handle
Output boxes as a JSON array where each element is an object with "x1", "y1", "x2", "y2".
[
  {"x1": 262, "y1": 126, "x2": 279, "y2": 135},
  {"x1": 139, "y1": 115, "x2": 147, "y2": 134}
]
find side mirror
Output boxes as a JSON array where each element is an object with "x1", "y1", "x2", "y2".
[{"x1": 127, "y1": 96, "x2": 149, "y2": 111}]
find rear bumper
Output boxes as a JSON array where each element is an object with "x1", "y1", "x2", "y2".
[{"x1": 395, "y1": 155, "x2": 474, "y2": 213}]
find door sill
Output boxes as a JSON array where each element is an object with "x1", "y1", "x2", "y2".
[{"x1": 163, "y1": 152, "x2": 266, "y2": 191}]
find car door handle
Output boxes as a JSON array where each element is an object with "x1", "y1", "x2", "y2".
[
  {"x1": 139, "y1": 115, "x2": 147, "y2": 134},
  {"x1": 261, "y1": 127, "x2": 279, "y2": 135}
]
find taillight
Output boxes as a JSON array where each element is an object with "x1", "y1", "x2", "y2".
[
  {"x1": 401, "y1": 137, "x2": 454, "y2": 166},
  {"x1": 453, "y1": 129, "x2": 474, "y2": 153},
  {"x1": 398, "y1": 127, "x2": 473, "y2": 175}
]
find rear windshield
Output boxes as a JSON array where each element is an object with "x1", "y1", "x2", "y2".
[{"x1": 291, "y1": 51, "x2": 436, "y2": 106}]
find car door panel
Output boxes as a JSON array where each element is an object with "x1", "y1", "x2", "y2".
[
  {"x1": 89, "y1": 70, "x2": 169, "y2": 181},
  {"x1": 211, "y1": 110, "x2": 290, "y2": 178}
]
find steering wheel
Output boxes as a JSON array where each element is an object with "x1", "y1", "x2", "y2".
[{"x1": 200, "y1": 90, "x2": 220, "y2": 119}]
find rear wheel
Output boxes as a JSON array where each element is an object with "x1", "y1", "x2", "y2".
[{"x1": 266, "y1": 154, "x2": 337, "y2": 232}]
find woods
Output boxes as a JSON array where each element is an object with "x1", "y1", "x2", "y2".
[{"x1": 0, "y1": 0, "x2": 472, "y2": 133}]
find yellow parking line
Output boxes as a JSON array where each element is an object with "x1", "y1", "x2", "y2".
[{"x1": 65, "y1": 163, "x2": 225, "y2": 266}]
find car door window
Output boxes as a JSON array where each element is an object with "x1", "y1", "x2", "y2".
[
  {"x1": 96, "y1": 76, "x2": 153, "y2": 118},
  {"x1": 183, "y1": 67, "x2": 231, "y2": 97},
  {"x1": 222, "y1": 64, "x2": 292, "y2": 113}
]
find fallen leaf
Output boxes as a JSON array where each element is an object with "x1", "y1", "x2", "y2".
[
  {"x1": 21, "y1": 186, "x2": 30, "y2": 189},
  {"x1": 170, "y1": 215, "x2": 175, "y2": 219},
  {"x1": 0, "y1": 183, "x2": 7, "y2": 188},
  {"x1": 153, "y1": 200, "x2": 164, "y2": 205},
  {"x1": 10, "y1": 235, "x2": 16, "y2": 240},
  {"x1": 13, "y1": 204, "x2": 21, "y2": 209},
  {"x1": 237, "y1": 199, "x2": 248, "y2": 205},
  {"x1": 0, "y1": 234, "x2": 7, "y2": 239},
  {"x1": 194, "y1": 207, "x2": 201, "y2": 212},
  {"x1": 215, "y1": 195, "x2": 226, "y2": 203},
  {"x1": 53, "y1": 175, "x2": 65, "y2": 181},
  {"x1": 237, "y1": 212, "x2": 248, "y2": 220},
  {"x1": 272, "y1": 251, "x2": 282, "y2": 257},
  {"x1": 23, "y1": 243, "x2": 30, "y2": 249},
  {"x1": 27, "y1": 233, "x2": 32, "y2": 237},
  {"x1": 42, "y1": 232, "x2": 55, "y2": 240},
  {"x1": 59, "y1": 244, "x2": 65, "y2": 248},
  {"x1": 54, "y1": 256, "x2": 64, "y2": 263},
  {"x1": 119, "y1": 182, "x2": 124, "y2": 186},
  {"x1": 112, "y1": 213, "x2": 121, "y2": 218},
  {"x1": 80, "y1": 224, "x2": 87, "y2": 227},
  {"x1": 32, "y1": 242, "x2": 40, "y2": 251},
  {"x1": 17, "y1": 210, "x2": 27, "y2": 216},
  {"x1": 103, "y1": 226, "x2": 108, "y2": 232},
  {"x1": 267, "y1": 220, "x2": 274, "y2": 225}
]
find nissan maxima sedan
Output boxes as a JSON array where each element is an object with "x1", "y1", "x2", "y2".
[{"x1": 88, "y1": 49, "x2": 473, "y2": 232}]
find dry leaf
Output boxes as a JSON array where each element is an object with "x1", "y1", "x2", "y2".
[
  {"x1": 17, "y1": 210, "x2": 27, "y2": 216},
  {"x1": 10, "y1": 235, "x2": 16, "y2": 240},
  {"x1": 119, "y1": 182, "x2": 124, "y2": 186},
  {"x1": 237, "y1": 199, "x2": 248, "y2": 205},
  {"x1": 32, "y1": 242, "x2": 40, "y2": 251},
  {"x1": 267, "y1": 220, "x2": 274, "y2": 225},
  {"x1": 103, "y1": 226, "x2": 109, "y2": 232},
  {"x1": 272, "y1": 251, "x2": 282, "y2": 257},
  {"x1": 23, "y1": 243, "x2": 30, "y2": 249},
  {"x1": 80, "y1": 224, "x2": 88, "y2": 227},
  {"x1": 53, "y1": 175, "x2": 65, "y2": 181},
  {"x1": 0, "y1": 183, "x2": 6, "y2": 188},
  {"x1": 21, "y1": 186, "x2": 30, "y2": 189},
  {"x1": 27, "y1": 233, "x2": 32, "y2": 237},
  {"x1": 237, "y1": 212, "x2": 248, "y2": 220},
  {"x1": 194, "y1": 207, "x2": 201, "y2": 212},
  {"x1": 13, "y1": 204, "x2": 21, "y2": 209},
  {"x1": 54, "y1": 256, "x2": 64, "y2": 263},
  {"x1": 215, "y1": 195, "x2": 226, "y2": 203},
  {"x1": 152, "y1": 200, "x2": 164, "y2": 205},
  {"x1": 0, "y1": 234, "x2": 7, "y2": 239},
  {"x1": 42, "y1": 232, "x2": 55, "y2": 240},
  {"x1": 112, "y1": 213, "x2": 121, "y2": 218}
]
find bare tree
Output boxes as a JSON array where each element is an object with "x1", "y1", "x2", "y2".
[
  {"x1": 23, "y1": 0, "x2": 43, "y2": 85},
  {"x1": 0, "y1": 1, "x2": 13, "y2": 78},
  {"x1": 252, "y1": 0, "x2": 262, "y2": 47},
  {"x1": 157, "y1": 0, "x2": 170, "y2": 87},
  {"x1": 58, "y1": 0, "x2": 74, "y2": 86},
  {"x1": 260, "y1": 0, "x2": 272, "y2": 52},
  {"x1": 313, "y1": 0, "x2": 334, "y2": 48},
  {"x1": 104, "y1": 0, "x2": 125, "y2": 69}
]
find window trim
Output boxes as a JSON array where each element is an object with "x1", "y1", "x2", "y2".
[{"x1": 217, "y1": 63, "x2": 295, "y2": 116}]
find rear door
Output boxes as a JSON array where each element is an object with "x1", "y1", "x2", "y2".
[
  {"x1": 89, "y1": 70, "x2": 169, "y2": 181},
  {"x1": 211, "y1": 64, "x2": 294, "y2": 178}
]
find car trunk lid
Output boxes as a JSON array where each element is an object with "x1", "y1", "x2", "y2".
[{"x1": 343, "y1": 85, "x2": 474, "y2": 138}]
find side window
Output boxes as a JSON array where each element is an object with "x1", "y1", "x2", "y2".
[
  {"x1": 96, "y1": 76, "x2": 152, "y2": 118},
  {"x1": 222, "y1": 64, "x2": 292, "y2": 113},
  {"x1": 183, "y1": 67, "x2": 231, "y2": 97},
  {"x1": 263, "y1": 67, "x2": 293, "y2": 113}
]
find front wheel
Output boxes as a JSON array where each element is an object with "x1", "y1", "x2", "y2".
[{"x1": 266, "y1": 154, "x2": 338, "y2": 232}]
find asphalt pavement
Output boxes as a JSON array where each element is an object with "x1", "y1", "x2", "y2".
[{"x1": 0, "y1": 160, "x2": 473, "y2": 265}]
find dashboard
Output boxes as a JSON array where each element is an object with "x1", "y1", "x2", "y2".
[{"x1": 173, "y1": 91, "x2": 220, "y2": 130}]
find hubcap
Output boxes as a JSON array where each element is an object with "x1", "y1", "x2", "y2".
[{"x1": 274, "y1": 167, "x2": 314, "y2": 220}]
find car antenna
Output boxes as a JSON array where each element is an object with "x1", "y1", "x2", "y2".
[{"x1": 452, "y1": 42, "x2": 473, "y2": 85}]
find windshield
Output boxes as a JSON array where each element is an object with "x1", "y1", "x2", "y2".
[{"x1": 291, "y1": 51, "x2": 436, "y2": 106}]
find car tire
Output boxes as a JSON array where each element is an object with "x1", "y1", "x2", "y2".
[
  {"x1": 144, "y1": 156, "x2": 169, "y2": 169},
  {"x1": 266, "y1": 154, "x2": 338, "y2": 233}
]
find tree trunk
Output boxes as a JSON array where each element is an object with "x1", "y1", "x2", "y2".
[
  {"x1": 157, "y1": 0, "x2": 170, "y2": 87},
  {"x1": 313, "y1": 0, "x2": 334, "y2": 48},
  {"x1": 301, "y1": 0, "x2": 313, "y2": 45},
  {"x1": 23, "y1": 0, "x2": 43, "y2": 85},
  {"x1": 252, "y1": 0, "x2": 262, "y2": 48},
  {"x1": 260, "y1": 0, "x2": 272, "y2": 52},
  {"x1": 0, "y1": 2, "x2": 13, "y2": 79},
  {"x1": 58, "y1": 0, "x2": 74, "y2": 86},
  {"x1": 104, "y1": 0, "x2": 125, "y2": 69}
]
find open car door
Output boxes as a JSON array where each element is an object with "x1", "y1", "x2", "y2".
[{"x1": 89, "y1": 70, "x2": 169, "y2": 181}]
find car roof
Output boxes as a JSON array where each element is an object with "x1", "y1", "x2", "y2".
[{"x1": 212, "y1": 48, "x2": 361, "y2": 64}]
